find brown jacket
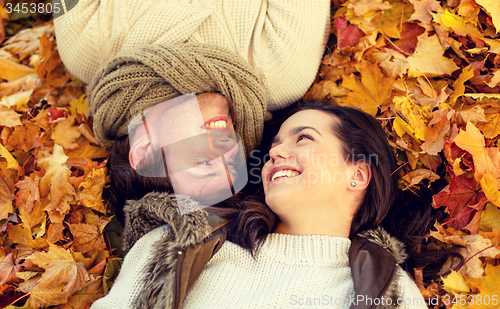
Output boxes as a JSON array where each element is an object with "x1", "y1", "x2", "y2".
[{"x1": 121, "y1": 192, "x2": 407, "y2": 309}]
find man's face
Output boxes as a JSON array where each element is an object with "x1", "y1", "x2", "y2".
[{"x1": 129, "y1": 92, "x2": 247, "y2": 213}]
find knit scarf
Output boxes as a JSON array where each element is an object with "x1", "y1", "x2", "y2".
[{"x1": 87, "y1": 43, "x2": 266, "y2": 155}]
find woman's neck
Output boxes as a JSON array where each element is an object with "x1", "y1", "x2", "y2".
[{"x1": 273, "y1": 219, "x2": 351, "y2": 238}]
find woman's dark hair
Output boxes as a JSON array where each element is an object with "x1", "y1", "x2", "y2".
[{"x1": 224, "y1": 100, "x2": 462, "y2": 282}]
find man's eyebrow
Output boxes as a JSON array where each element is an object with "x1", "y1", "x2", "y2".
[{"x1": 271, "y1": 126, "x2": 323, "y2": 146}]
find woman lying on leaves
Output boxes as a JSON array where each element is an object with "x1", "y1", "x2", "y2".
[{"x1": 91, "y1": 101, "x2": 463, "y2": 308}]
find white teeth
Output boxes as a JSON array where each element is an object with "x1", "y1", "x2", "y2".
[
  {"x1": 205, "y1": 120, "x2": 227, "y2": 129},
  {"x1": 271, "y1": 169, "x2": 299, "y2": 182}
]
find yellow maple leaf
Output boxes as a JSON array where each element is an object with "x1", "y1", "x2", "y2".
[
  {"x1": 0, "y1": 142, "x2": 19, "y2": 170},
  {"x1": 467, "y1": 264, "x2": 500, "y2": 309},
  {"x1": 407, "y1": 32, "x2": 459, "y2": 77},
  {"x1": 68, "y1": 94, "x2": 89, "y2": 118},
  {"x1": 453, "y1": 121, "x2": 500, "y2": 181},
  {"x1": 442, "y1": 270, "x2": 470, "y2": 293},
  {"x1": 450, "y1": 65, "x2": 474, "y2": 104},
  {"x1": 480, "y1": 174, "x2": 500, "y2": 207},
  {"x1": 37, "y1": 144, "x2": 76, "y2": 215},
  {"x1": 477, "y1": 104, "x2": 500, "y2": 139},
  {"x1": 393, "y1": 96, "x2": 428, "y2": 140},
  {"x1": 339, "y1": 61, "x2": 394, "y2": 116},
  {"x1": 479, "y1": 203, "x2": 500, "y2": 232}
]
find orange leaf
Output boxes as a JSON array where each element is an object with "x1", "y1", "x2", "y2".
[
  {"x1": 77, "y1": 168, "x2": 108, "y2": 214},
  {"x1": 23, "y1": 243, "x2": 91, "y2": 308},
  {"x1": 0, "y1": 57, "x2": 34, "y2": 82},
  {"x1": 0, "y1": 173, "x2": 13, "y2": 221},
  {"x1": 35, "y1": 33, "x2": 70, "y2": 89},
  {"x1": 37, "y1": 144, "x2": 76, "y2": 216},
  {"x1": 453, "y1": 121, "x2": 500, "y2": 181},
  {"x1": 14, "y1": 175, "x2": 40, "y2": 213}
]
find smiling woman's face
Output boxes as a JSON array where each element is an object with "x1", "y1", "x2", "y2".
[{"x1": 262, "y1": 109, "x2": 353, "y2": 223}]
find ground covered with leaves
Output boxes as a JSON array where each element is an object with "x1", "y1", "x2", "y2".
[{"x1": 1, "y1": 0, "x2": 500, "y2": 308}]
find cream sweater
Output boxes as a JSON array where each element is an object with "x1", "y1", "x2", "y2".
[
  {"x1": 54, "y1": 0, "x2": 331, "y2": 111},
  {"x1": 90, "y1": 226, "x2": 428, "y2": 308}
]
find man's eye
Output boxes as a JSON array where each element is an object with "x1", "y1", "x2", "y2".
[
  {"x1": 197, "y1": 161, "x2": 212, "y2": 166},
  {"x1": 297, "y1": 134, "x2": 313, "y2": 142}
]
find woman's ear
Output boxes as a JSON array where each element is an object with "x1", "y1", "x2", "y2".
[
  {"x1": 129, "y1": 135, "x2": 152, "y2": 170},
  {"x1": 348, "y1": 163, "x2": 371, "y2": 191}
]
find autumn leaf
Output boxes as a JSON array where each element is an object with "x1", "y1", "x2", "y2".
[
  {"x1": 480, "y1": 174, "x2": 500, "y2": 207},
  {"x1": 68, "y1": 215, "x2": 111, "y2": 254},
  {"x1": 51, "y1": 117, "x2": 81, "y2": 150},
  {"x1": 408, "y1": 0, "x2": 440, "y2": 24},
  {"x1": 421, "y1": 109, "x2": 451, "y2": 155},
  {"x1": 453, "y1": 121, "x2": 500, "y2": 181},
  {"x1": 334, "y1": 17, "x2": 366, "y2": 49},
  {"x1": 467, "y1": 264, "x2": 500, "y2": 309},
  {"x1": 474, "y1": 0, "x2": 500, "y2": 33},
  {"x1": 0, "y1": 107, "x2": 22, "y2": 127},
  {"x1": 6, "y1": 223, "x2": 48, "y2": 249},
  {"x1": 477, "y1": 104, "x2": 500, "y2": 139},
  {"x1": 1, "y1": 23, "x2": 54, "y2": 60},
  {"x1": 402, "y1": 168, "x2": 440, "y2": 189},
  {"x1": 37, "y1": 144, "x2": 76, "y2": 216},
  {"x1": 479, "y1": 203, "x2": 500, "y2": 232},
  {"x1": 0, "y1": 142, "x2": 20, "y2": 170},
  {"x1": 14, "y1": 175, "x2": 41, "y2": 213},
  {"x1": 0, "y1": 73, "x2": 40, "y2": 98},
  {"x1": 35, "y1": 33, "x2": 70, "y2": 89},
  {"x1": 432, "y1": 171, "x2": 485, "y2": 229},
  {"x1": 339, "y1": 60, "x2": 394, "y2": 116},
  {"x1": 0, "y1": 253, "x2": 23, "y2": 286},
  {"x1": 5, "y1": 122, "x2": 40, "y2": 153},
  {"x1": 431, "y1": 223, "x2": 500, "y2": 278},
  {"x1": 441, "y1": 270, "x2": 470, "y2": 293},
  {"x1": 59, "y1": 279, "x2": 103, "y2": 309},
  {"x1": 407, "y1": 32, "x2": 460, "y2": 77},
  {"x1": 77, "y1": 168, "x2": 108, "y2": 214},
  {"x1": 0, "y1": 173, "x2": 14, "y2": 221},
  {"x1": 0, "y1": 57, "x2": 35, "y2": 82},
  {"x1": 23, "y1": 243, "x2": 91, "y2": 308}
]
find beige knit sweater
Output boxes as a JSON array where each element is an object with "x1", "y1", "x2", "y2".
[
  {"x1": 54, "y1": 0, "x2": 331, "y2": 111},
  {"x1": 90, "y1": 227, "x2": 428, "y2": 308}
]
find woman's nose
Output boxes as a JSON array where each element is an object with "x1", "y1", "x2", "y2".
[{"x1": 269, "y1": 144, "x2": 289, "y2": 162}]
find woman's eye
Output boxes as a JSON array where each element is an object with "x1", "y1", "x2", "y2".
[{"x1": 297, "y1": 134, "x2": 313, "y2": 142}]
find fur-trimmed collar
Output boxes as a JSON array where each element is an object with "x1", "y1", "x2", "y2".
[{"x1": 121, "y1": 192, "x2": 408, "y2": 309}]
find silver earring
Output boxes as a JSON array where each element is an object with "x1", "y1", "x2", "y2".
[{"x1": 351, "y1": 181, "x2": 357, "y2": 187}]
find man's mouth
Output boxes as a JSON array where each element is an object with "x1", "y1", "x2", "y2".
[
  {"x1": 203, "y1": 116, "x2": 228, "y2": 129},
  {"x1": 270, "y1": 169, "x2": 300, "y2": 182}
]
